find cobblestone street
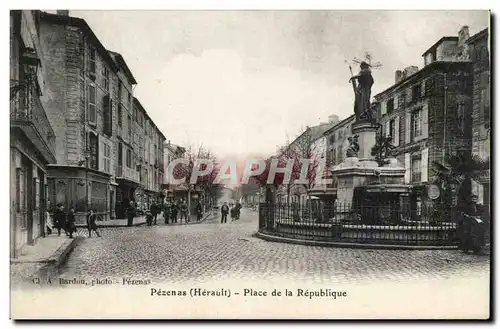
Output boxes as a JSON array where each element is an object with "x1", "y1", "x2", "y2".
[{"x1": 54, "y1": 209, "x2": 491, "y2": 285}]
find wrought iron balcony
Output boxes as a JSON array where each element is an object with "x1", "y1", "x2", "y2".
[{"x1": 10, "y1": 79, "x2": 56, "y2": 164}]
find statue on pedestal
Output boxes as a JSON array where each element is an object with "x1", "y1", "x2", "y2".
[
  {"x1": 349, "y1": 61, "x2": 374, "y2": 122},
  {"x1": 346, "y1": 135, "x2": 360, "y2": 158}
]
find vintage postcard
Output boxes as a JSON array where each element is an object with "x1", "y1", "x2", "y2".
[{"x1": 9, "y1": 9, "x2": 491, "y2": 319}]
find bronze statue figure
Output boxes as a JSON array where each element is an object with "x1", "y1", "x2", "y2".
[
  {"x1": 346, "y1": 134, "x2": 360, "y2": 158},
  {"x1": 349, "y1": 61, "x2": 374, "y2": 122}
]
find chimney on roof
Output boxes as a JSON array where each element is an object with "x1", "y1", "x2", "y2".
[
  {"x1": 458, "y1": 26, "x2": 470, "y2": 45},
  {"x1": 402, "y1": 66, "x2": 419, "y2": 79},
  {"x1": 57, "y1": 10, "x2": 69, "y2": 16},
  {"x1": 328, "y1": 114, "x2": 339, "y2": 124},
  {"x1": 395, "y1": 70, "x2": 403, "y2": 84}
]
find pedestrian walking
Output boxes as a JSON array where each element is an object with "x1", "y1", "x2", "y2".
[
  {"x1": 221, "y1": 202, "x2": 229, "y2": 224},
  {"x1": 86, "y1": 209, "x2": 101, "y2": 237},
  {"x1": 196, "y1": 201, "x2": 203, "y2": 221},
  {"x1": 230, "y1": 205, "x2": 237, "y2": 221},
  {"x1": 66, "y1": 207, "x2": 77, "y2": 238},
  {"x1": 235, "y1": 201, "x2": 242, "y2": 220},
  {"x1": 180, "y1": 200, "x2": 189, "y2": 223},
  {"x1": 126, "y1": 201, "x2": 135, "y2": 227},
  {"x1": 54, "y1": 204, "x2": 68, "y2": 237},
  {"x1": 150, "y1": 202, "x2": 158, "y2": 225}
]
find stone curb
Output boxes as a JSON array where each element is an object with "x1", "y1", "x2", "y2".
[
  {"x1": 254, "y1": 231, "x2": 459, "y2": 250},
  {"x1": 36, "y1": 236, "x2": 83, "y2": 278}
]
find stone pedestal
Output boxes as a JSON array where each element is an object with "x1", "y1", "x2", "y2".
[
  {"x1": 351, "y1": 120, "x2": 379, "y2": 164},
  {"x1": 330, "y1": 120, "x2": 408, "y2": 217}
]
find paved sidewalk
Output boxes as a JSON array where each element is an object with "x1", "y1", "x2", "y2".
[{"x1": 11, "y1": 235, "x2": 81, "y2": 286}]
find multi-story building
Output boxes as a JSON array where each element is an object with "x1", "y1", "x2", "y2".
[
  {"x1": 466, "y1": 28, "x2": 490, "y2": 205},
  {"x1": 39, "y1": 10, "x2": 120, "y2": 222},
  {"x1": 133, "y1": 97, "x2": 166, "y2": 210},
  {"x1": 163, "y1": 141, "x2": 187, "y2": 199},
  {"x1": 276, "y1": 117, "x2": 338, "y2": 203},
  {"x1": 374, "y1": 26, "x2": 474, "y2": 205},
  {"x1": 10, "y1": 10, "x2": 57, "y2": 257},
  {"x1": 38, "y1": 10, "x2": 167, "y2": 220}
]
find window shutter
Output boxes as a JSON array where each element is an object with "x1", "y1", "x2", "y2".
[
  {"x1": 381, "y1": 101, "x2": 386, "y2": 115},
  {"x1": 422, "y1": 104, "x2": 429, "y2": 139},
  {"x1": 394, "y1": 95, "x2": 399, "y2": 109},
  {"x1": 404, "y1": 153, "x2": 411, "y2": 183},
  {"x1": 406, "y1": 87, "x2": 412, "y2": 103},
  {"x1": 421, "y1": 148, "x2": 429, "y2": 182},
  {"x1": 394, "y1": 116, "x2": 400, "y2": 146},
  {"x1": 405, "y1": 112, "x2": 411, "y2": 144},
  {"x1": 421, "y1": 81, "x2": 426, "y2": 97},
  {"x1": 385, "y1": 121, "x2": 390, "y2": 137}
]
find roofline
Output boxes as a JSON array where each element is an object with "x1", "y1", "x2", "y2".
[
  {"x1": 422, "y1": 36, "x2": 459, "y2": 57},
  {"x1": 39, "y1": 11, "x2": 119, "y2": 72},
  {"x1": 374, "y1": 61, "x2": 471, "y2": 99},
  {"x1": 323, "y1": 114, "x2": 356, "y2": 135},
  {"x1": 109, "y1": 51, "x2": 138, "y2": 85},
  {"x1": 132, "y1": 97, "x2": 166, "y2": 141},
  {"x1": 466, "y1": 28, "x2": 488, "y2": 44}
]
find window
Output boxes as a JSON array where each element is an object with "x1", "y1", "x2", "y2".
[
  {"x1": 129, "y1": 93, "x2": 133, "y2": 110},
  {"x1": 103, "y1": 95, "x2": 112, "y2": 136},
  {"x1": 127, "y1": 115, "x2": 132, "y2": 140},
  {"x1": 15, "y1": 168, "x2": 24, "y2": 213},
  {"x1": 387, "y1": 98, "x2": 394, "y2": 114},
  {"x1": 389, "y1": 119, "x2": 396, "y2": 138},
  {"x1": 411, "y1": 158, "x2": 422, "y2": 183},
  {"x1": 411, "y1": 108, "x2": 422, "y2": 139},
  {"x1": 103, "y1": 66, "x2": 110, "y2": 91},
  {"x1": 102, "y1": 142, "x2": 111, "y2": 173},
  {"x1": 88, "y1": 47, "x2": 96, "y2": 76},
  {"x1": 118, "y1": 105, "x2": 122, "y2": 127},
  {"x1": 118, "y1": 81, "x2": 123, "y2": 102},
  {"x1": 456, "y1": 103, "x2": 465, "y2": 134},
  {"x1": 117, "y1": 142, "x2": 123, "y2": 165},
  {"x1": 87, "y1": 83, "x2": 96, "y2": 124},
  {"x1": 126, "y1": 149, "x2": 132, "y2": 168},
  {"x1": 412, "y1": 84, "x2": 422, "y2": 103},
  {"x1": 134, "y1": 107, "x2": 138, "y2": 123},
  {"x1": 88, "y1": 133, "x2": 99, "y2": 170}
]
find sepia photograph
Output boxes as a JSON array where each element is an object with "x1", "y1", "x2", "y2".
[{"x1": 8, "y1": 6, "x2": 491, "y2": 320}]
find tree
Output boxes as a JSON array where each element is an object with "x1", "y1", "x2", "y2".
[
  {"x1": 432, "y1": 150, "x2": 490, "y2": 206},
  {"x1": 171, "y1": 144, "x2": 222, "y2": 216},
  {"x1": 277, "y1": 127, "x2": 323, "y2": 203}
]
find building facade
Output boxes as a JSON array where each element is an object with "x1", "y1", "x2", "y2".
[
  {"x1": 133, "y1": 97, "x2": 166, "y2": 212},
  {"x1": 38, "y1": 10, "x2": 167, "y2": 221},
  {"x1": 163, "y1": 142, "x2": 187, "y2": 199},
  {"x1": 374, "y1": 26, "x2": 474, "y2": 205},
  {"x1": 466, "y1": 28, "x2": 490, "y2": 205},
  {"x1": 10, "y1": 10, "x2": 57, "y2": 257}
]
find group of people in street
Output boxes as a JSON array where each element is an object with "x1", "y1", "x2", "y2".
[
  {"x1": 123, "y1": 198, "x2": 206, "y2": 227},
  {"x1": 46, "y1": 203, "x2": 101, "y2": 239},
  {"x1": 220, "y1": 201, "x2": 242, "y2": 224}
]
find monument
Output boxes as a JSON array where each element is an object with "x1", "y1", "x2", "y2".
[{"x1": 331, "y1": 61, "x2": 410, "y2": 224}]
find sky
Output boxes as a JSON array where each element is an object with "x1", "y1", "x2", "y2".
[{"x1": 67, "y1": 10, "x2": 488, "y2": 159}]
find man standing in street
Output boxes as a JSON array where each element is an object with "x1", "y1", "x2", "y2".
[
  {"x1": 54, "y1": 204, "x2": 68, "y2": 237},
  {"x1": 163, "y1": 199, "x2": 171, "y2": 225},
  {"x1": 150, "y1": 201, "x2": 158, "y2": 225},
  {"x1": 196, "y1": 200, "x2": 203, "y2": 221},
  {"x1": 180, "y1": 200, "x2": 189, "y2": 224},
  {"x1": 126, "y1": 201, "x2": 136, "y2": 227},
  {"x1": 221, "y1": 202, "x2": 229, "y2": 224}
]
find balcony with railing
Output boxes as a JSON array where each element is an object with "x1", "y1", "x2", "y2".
[
  {"x1": 116, "y1": 164, "x2": 140, "y2": 184},
  {"x1": 10, "y1": 79, "x2": 56, "y2": 164}
]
